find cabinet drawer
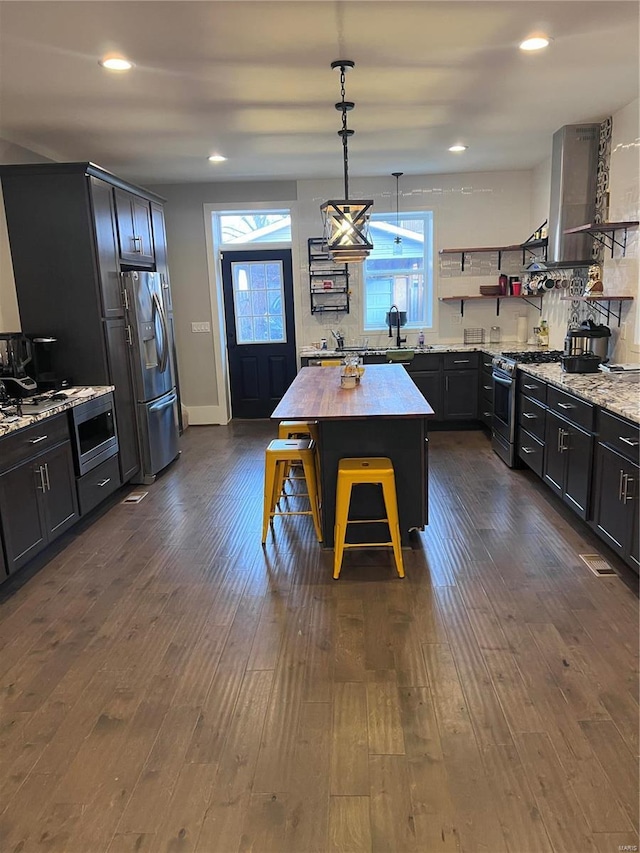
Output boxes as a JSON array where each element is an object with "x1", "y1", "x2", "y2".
[
  {"x1": 547, "y1": 387, "x2": 594, "y2": 431},
  {"x1": 0, "y1": 414, "x2": 70, "y2": 474},
  {"x1": 410, "y1": 353, "x2": 441, "y2": 371},
  {"x1": 443, "y1": 352, "x2": 478, "y2": 370},
  {"x1": 518, "y1": 395, "x2": 546, "y2": 441},
  {"x1": 518, "y1": 430, "x2": 544, "y2": 477},
  {"x1": 482, "y1": 354, "x2": 494, "y2": 371},
  {"x1": 518, "y1": 373, "x2": 547, "y2": 404},
  {"x1": 76, "y1": 454, "x2": 121, "y2": 516},
  {"x1": 597, "y1": 409, "x2": 640, "y2": 462}
]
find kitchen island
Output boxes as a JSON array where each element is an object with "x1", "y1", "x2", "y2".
[{"x1": 271, "y1": 364, "x2": 435, "y2": 546}]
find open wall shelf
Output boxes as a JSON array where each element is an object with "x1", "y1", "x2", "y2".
[
  {"x1": 563, "y1": 221, "x2": 639, "y2": 258},
  {"x1": 440, "y1": 236, "x2": 548, "y2": 272},
  {"x1": 560, "y1": 295, "x2": 634, "y2": 326},
  {"x1": 439, "y1": 294, "x2": 543, "y2": 317}
]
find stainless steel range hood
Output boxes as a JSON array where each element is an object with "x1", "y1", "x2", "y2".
[{"x1": 547, "y1": 123, "x2": 600, "y2": 268}]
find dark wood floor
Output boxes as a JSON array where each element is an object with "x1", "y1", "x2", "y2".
[{"x1": 0, "y1": 423, "x2": 637, "y2": 853}]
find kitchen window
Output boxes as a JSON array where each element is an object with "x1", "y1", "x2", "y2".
[{"x1": 363, "y1": 212, "x2": 434, "y2": 330}]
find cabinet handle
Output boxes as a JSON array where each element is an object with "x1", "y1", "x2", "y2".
[
  {"x1": 622, "y1": 474, "x2": 634, "y2": 504},
  {"x1": 619, "y1": 436, "x2": 639, "y2": 447},
  {"x1": 618, "y1": 469, "x2": 625, "y2": 501},
  {"x1": 122, "y1": 288, "x2": 130, "y2": 311},
  {"x1": 523, "y1": 383, "x2": 538, "y2": 390},
  {"x1": 483, "y1": 411, "x2": 492, "y2": 417},
  {"x1": 453, "y1": 359, "x2": 470, "y2": 364},
  {"x1": 97, "y1": 478, "x2": 111, "y2": 488},
  {"x1": 43, "y1": 462, "x2": 50, "y2": 492},
  {"x1": 36, "y1": 465, "x2": 46, "y2": 492},
  {"x1": 483, "y1": 385, "x2": 492, "y2": 391},
  {"x1": 126, "y1": 325, "x2": 133, "y2": 346},
  {"x1": 521, "y1": 447, "x2": 536, "y2": 454},
  {"x1": 131, "y1": 235, "x2": 142, "y2": 253},
  {"x1": 28, "y1": 435, "x2": 48, "y2": 444},
  {"x1": 522, "y1": 412, "x2": 536, "y2": 419},
  {"x1": 445, "y1": 377, "x2": 449, "y2": 391},
  {"x1": 161, "y1": 273, "x2": 169, "y2": 290},
  {"x1": 557, "y1": 402, "x2": 574, "y2": 410},
  {"x1": 558, "y1": 428, "x2": 568, "y2": 453}
]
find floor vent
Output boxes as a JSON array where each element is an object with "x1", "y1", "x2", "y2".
[
  {"x1": 122, "y1": 492, "x2": 148, "y2": 504},
  {"x1": 579, "y1": 554, "x2": 617, "y2": 577}
]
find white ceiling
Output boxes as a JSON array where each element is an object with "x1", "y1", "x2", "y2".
[{"x1": 0, "y1": 1, "x2": 638, "y2": 186}]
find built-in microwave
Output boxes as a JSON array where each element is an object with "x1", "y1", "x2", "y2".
[{"x1": 71, "y1": 393, "x2": 119, "y2": 476}]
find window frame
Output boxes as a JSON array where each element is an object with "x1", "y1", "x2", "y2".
[{"x1": 362, "y1": 210, "x2": 434, "y2": 331}]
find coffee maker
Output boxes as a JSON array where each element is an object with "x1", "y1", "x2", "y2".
[
  {"x1": 28, "y1": 336, "x2": 67, "y2": 390},
  {"x1": 0, "y1": 333, "x2": 37, "y2": 397}
]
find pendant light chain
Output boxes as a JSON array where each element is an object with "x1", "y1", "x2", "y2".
[{"x1": 339, "y1": 64, "x2": 350, "y2": 200}]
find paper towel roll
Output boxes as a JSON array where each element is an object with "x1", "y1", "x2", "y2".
[{"x1": 517, "y1": 315, "x2": 528, "y2": 344}]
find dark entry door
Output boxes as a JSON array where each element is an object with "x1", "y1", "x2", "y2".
[{"x1": 221, "y1": 249, "x2": 297, "y2": 418}]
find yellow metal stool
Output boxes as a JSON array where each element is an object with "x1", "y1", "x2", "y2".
[
  {"x1": 262, "y1": 439, "x2": 322, "y2": 544},
  {"x1": 333, "y1": 457, "x2": 404, "y2": 579},
  {"x1": 277, "y1": 421, "x2": 321, "y2": 503}
]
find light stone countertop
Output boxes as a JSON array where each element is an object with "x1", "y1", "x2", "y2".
[
  {"x1": 518, "y1": 364, "x2": 640, "y2": 425},
  {"x1": 0, "y1": 386, "x2": 115, "y2": 438}
]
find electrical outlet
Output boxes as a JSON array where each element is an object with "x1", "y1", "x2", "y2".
[
  {"x1": 450, "y1": 314, "x2": 462, "y2": 326},
  {"x1": 191, "y1": 321, "x2": 211, "y2": 333}
]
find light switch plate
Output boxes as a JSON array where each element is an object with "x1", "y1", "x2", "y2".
[{"x1": 191, "y1": 321, "x2": 211, "y2": 333}]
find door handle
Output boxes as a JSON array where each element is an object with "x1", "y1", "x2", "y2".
[
  {"x1": 126, "y1": 325, "x2": 133, "y2": 346},
  {"x1": 152, "y1": 292, "x2": 169, "y2": 373},
  {"x1": 619, "y1": 469, "x2": 625, "y2": 501},
  {"x1": 623, "y1": 474, "x2": 634, "y2": 504},
  {"x1": 558, "y1": 428, "x2": 568, "y2": 453},
  {"x1": 148, "y1": 392, "x2": 177, "y2": 413},
  {"x1": 122, "y1": 287, "x2": 130, "y2": 311},
  {"x1": 36, "y1": 465, "x2": 46, "y2": 492}
]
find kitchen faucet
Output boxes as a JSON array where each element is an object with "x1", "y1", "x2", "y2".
[
  {"x1": 388, "y1": 305, "x2": 406, "y2": 348},
  {"x1": 331, "y1": 330, "x2": 344, "y2": 350}
]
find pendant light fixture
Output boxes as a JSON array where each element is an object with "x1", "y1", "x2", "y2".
[
  {"x1": 392, "y1": 171, "x2": 403, "y2": 255},
  {"x1": 321, "y1": 60, "x2": 373, "y2": 264}
]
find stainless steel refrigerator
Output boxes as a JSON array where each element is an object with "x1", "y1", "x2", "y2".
[{"x1": 122, "y1": 271, "x2": 179, "y2": 484}]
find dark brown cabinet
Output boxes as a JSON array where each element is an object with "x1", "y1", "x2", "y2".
[
  {"x1": 479, "y1": 354, "x2": 493, "y2": 429},
  {"x1": 114, "y1": 189, "x2": 155, "y2": 264},
  {"x1": 543, "y1": 409, "x2": 593, "y2": 520},
  {"x1": 442, "y1": 353, "x2": 479, "y2": 421},
  {"x1": 0, "y1": 437, "x2": 78, "y2": 574},
  {"x1": 592, "y1": 410, "x2": 639, "y2": 572},
  {"x1": 0, "y1": 162, "x2": 176, "y2": 486}
]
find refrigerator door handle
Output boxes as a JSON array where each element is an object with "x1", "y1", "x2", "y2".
[
  {"x1": 152, "y1": 291, "x2": 169, "y2": 374},
  {"x1": 148, "y1": 392, "x2": 177, "y2": 413}
]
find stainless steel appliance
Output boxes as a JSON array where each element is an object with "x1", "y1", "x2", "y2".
[
  {"x1": 564, "y1": 319, "x2": 611, "y2": 363},
  {"x1": 28, "y1": 336, "x2": 69, "y2": 390},
  {"x1": 122, "y1": 270, "x2": 179, "y2": 484},
  {"x1": 71, "y1": 394, "x2": 119, "y2": 475},
  {"x1": 492, "y1": 350, "x2": 564, "y2": 467},
  {"x1": 0, "y1": 333, "x2": 37, "y2": 397}
]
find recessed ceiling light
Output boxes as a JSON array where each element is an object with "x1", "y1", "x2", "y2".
[
  {"x1": 448, "y1": 144, "x2": 468, "y2": 153},
  {"x1": 99, "y1": 56, "x2": 133, "y2": 71},
  {"x1": 208, "y1": 154, "x2": 227, "y2": 163},
  {"x1": 519, "y1": 36, "x2": 551, "y2": 51}
]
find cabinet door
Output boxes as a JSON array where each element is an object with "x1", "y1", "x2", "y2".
[
  {"x1": 593, "y1": 444, "x2": 634, "y2": 557},
  {"x1": 564, "y1": 424, "x2": 593, "y2": 519},
  {"x1": 410, "y1": 371, "x2": 442, "y2": 421},
  {"x1": 543, "y1": 411, "x2": 565, "y2": 498},
  {"x1": 114, "y1": 189, "x2": 154, "y2": 264},
  {"x1": 629, "y1": 487, "x2": 639, "y2": 572},
  {"x1": 41, "y1": 442, "x2": 79, "y2": 541},
  {"x1": 443, "y1": 370, "x2": 478, "y2": 420},
  {"x1": 91, "y1": 177, "x2": 123, "y2": 318},
  {"x1": 104, "y1": 318, "x2": 141, "y2": 483},
  {"x1": 0, "y1": 459, "x2": 47, "y2": 572}
]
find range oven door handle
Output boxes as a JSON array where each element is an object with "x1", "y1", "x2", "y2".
[{"x1": 492, "y1": 373, "x2": 513, "y2": 388}]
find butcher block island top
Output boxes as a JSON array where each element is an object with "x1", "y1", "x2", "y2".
[{"x1": 271, "y1": 364, "x2": 435, "y2": 421}]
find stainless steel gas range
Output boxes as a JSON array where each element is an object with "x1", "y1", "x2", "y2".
[{"x1": 491, "y1": 350, "x2": 563, "y2": 467}]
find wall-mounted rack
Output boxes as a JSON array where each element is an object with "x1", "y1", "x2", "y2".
[
  {"x1": 560, "y1": 295, "x2": 634, "y2": 326},
  {"x1": 439, "y1": 223, "x2": 549, "y2": 273},
  {"x1": 563, "y1": 221, "x2": 639, "y2": 258},
  {"x1": 439, "y1": 294, "x2": 543, "y2": 317},
  {"x1": 308, "y1": 237, "x2": 350, "y2": 314}
]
